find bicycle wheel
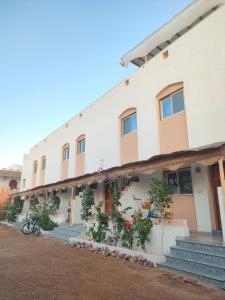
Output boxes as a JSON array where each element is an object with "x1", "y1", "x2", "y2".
[
  {"x1": 33, "y1": 224, "x2": 41, "y2": 237},
  {"x1": 22, "y1": 223, "x2": 34, "y2": 235}
]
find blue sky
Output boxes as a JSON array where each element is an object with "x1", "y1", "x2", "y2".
[{"x1": 0, "y1": 0, "x2": 192, "y2": 168}]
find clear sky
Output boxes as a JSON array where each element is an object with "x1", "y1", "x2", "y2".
[{"x1": 0, "y1": 0, "x2": 192, "y2": 169}]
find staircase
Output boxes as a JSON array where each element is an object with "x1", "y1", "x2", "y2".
[
  {"x1": 159, "y1": 238, "x2": 225, "y2": 289},
  {"x1": 44, "y1": 223, "x2": 83, "y2": 241},
  {"x1": 13, "y1": 222, "x2": 83, "y2": 242}
]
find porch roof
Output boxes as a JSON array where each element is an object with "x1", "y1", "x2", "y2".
[{"x1": 14, "y1": 141, "x2": 225, "y2": 197}]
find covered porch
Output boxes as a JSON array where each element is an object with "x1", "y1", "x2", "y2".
[{"x1": 14, "y1": 142, "x2": 225, "y2": 250}]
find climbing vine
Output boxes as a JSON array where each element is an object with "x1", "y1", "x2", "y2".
[
  {"x1": 88, "y1": 202, "x2": 109, "y2": 243},
  {"x1": 80, "y1": 172, "x2": 153, "y2": 251},
  {"x1": 80, "y1": 186, "x2": 95, "y2": 221},
  {"x1": 148, "y1": 177, "x2": 172, "y2": 220},
  {"x1": 133, "y1": 211, "x2": 153, "y2": 252}
]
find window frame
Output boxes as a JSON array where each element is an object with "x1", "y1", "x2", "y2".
[
  {"x1": 161, "y1": 89, "x2": 184, "y2": 120},
  {"x1": 33, "y1": 161, "x2": 38, "y2": 174},
  {"x1": 122, "y1": 112, "x2": 137, "y2": 135},
  {"x1": 41, "y1": 157, "x2": 46, "y2": 170},
  {"x1": 165, "y1": 167, "x2": 193, "y2": 195},
  {"x1": 22, "y1": 179, "x2": 26, "y2": 188},
  {"x1": 78, "y1": 138, "x2": 85, "y2": 155},
  {"x1": 63, "y1": 146, "x2": 70, "y2": 161}
]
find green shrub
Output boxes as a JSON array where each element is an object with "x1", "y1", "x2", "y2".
[
  {"x1": 30, "y1": 197, "x2": 59, "y2": 231},
  {"x1": 5, "y1": 197, "x2": 24, "y2": 223}
]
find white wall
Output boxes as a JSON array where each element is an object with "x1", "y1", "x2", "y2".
[
  {"x1": 191, "y1": 164, "x2": 213, "y2": 232},
  {"x1": 21, "y1": 5, "x2": 225, "y2": 191}
]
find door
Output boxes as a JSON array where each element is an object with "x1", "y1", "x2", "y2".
[{"x1": 209, "y1": 164, "x2": 223, "y2": 230}]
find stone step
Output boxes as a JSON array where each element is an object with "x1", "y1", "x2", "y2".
[
  {"x1": 170, "y1": 246, "x2": 225, "y2": 267},
  {"x1": 176, "y1": 238, "x2": 225, "y2": 256},
  {"x1": 159, "y1": 261, "x2": 225, "y2": 289},
  {"x1": 50, "y1": 229, "x2": 82, "y2": 237},
  {"x1": 45, "y1": 232, "x2": 69, "y2": 241},
  {"x1": 165, "y1": 255, "x2": 225, "y2": 277}
]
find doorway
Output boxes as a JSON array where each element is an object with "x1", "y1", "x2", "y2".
[{"x1": 209, "y1": 164, "x2": 224, "y2": 230}]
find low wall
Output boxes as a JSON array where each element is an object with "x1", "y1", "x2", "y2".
[{"x1": 83, "y1": 218, "x2": 189, "y2": 255}]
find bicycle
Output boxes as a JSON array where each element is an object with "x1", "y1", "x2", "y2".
[{"x1": 22, "y1": 217, "x2": 41, "y2": 236}]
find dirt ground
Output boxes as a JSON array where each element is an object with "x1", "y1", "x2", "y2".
[{"x1": 0, "y1": 226, "x2": 225, "y2": 300}]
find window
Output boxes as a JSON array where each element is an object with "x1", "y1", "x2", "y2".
[
  {"x1": 161, "y1": 90, "x2": 184, "y2": 119},
  {"x1": 122, "y1": 113, "x2": 137, "y2": 135},
  {"x1": 22, "y1": 179, "x2": 26, "y2": 188},
  {"x1": 42, "y1": 157, "x2": 46, "y2": 170},
  {"x1": 63, "y1": 146, "x2": 70, "y2": 160},
  {"x1": 78, "y1": 139, "x2": 85, "y2": 154},
  {"x1": 33, "y1": 161, "x2": 38, "y2": 174},
  {"x1": 165, "y1": 168, "x2": 193, "y2": 195},
  {"x1": 9, "y1": 180, "x2": 17, "y2": 190}
]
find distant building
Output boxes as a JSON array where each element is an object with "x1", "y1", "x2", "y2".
[{"x1": 0, "y1": 168, "x2": 21, "y2": 205}]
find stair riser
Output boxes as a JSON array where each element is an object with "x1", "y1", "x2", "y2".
[
  {"x1": 176, "y1": 240, "x2": 225, "y2": 256},
  {"x1": 166, "y1": 257, "x2": 225, "y2": 277},
  {"x1": 171, "y1": 248, "x2": 225, "y2": 267},
  {"x1": 160, "y1": 265, "x2": 225, "y2": 289}
]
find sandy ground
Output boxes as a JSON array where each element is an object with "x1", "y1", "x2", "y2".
[{"x1": 0, "y1": 226, "x2": 225, "y2": 300}]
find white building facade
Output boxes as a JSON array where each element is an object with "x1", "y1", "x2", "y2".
[{"x1": 18, "y1": 0, "x2": 225, "y2": 253}]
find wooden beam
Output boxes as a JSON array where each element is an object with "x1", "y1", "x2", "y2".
[{"x1": 219, "y1": 158, "x2": 225, "y2": 195}]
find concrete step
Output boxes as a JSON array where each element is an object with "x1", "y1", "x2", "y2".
[
  {"x1": 170, "y1": 246, "x2": 225, "y2": 267},
  {"x1": 45, "y1": 232, "x2": 69, "y2": 241},
  {"x1": 165, "y1": 254, "x2": 225, "y2": 277},
  {"x1": 159, "y1": 261, "x2": 225, "y2": 289},
  {"x1": 176, "y1": 238, "x2": 225, "y2": 256}
]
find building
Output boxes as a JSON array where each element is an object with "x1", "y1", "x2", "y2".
[
  {"x1": 0, "y1": 167, "x2": 21, "y2": 219},
  {"x1": 16, "y1": 0, "x2": 225, "y2": 251}
]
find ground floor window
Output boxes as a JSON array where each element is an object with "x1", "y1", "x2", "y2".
[{"x1": 165, "y1": 168, "x2": 193, "y2": 195}]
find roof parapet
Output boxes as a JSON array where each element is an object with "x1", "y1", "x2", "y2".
[{"x1": 121, "y1": 0, "x2": 225, "y2": 67}]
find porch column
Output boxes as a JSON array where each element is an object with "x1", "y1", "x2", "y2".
[{"x1": 218, "y1": 158, "x2": 225, "y2": 241}]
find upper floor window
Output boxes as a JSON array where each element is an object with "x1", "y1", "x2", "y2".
[
  {"x1": 63, "y1": 146, "x2": 70, "y2": 161},
  {"x1": 122, "y1": 113, "x2": 137, "y2": 135},
  {"x1": 161, "y1": 89, "x2": 184, "y2": 119},
  {"x1": 33, "y1": 161, "x2": 38, "y2": 174},
  {"x1": 165, "y1": 168, "x2": 193, "y2": 195},
  {"x1": 78, "y1": 139, "x2": 85, "y2": 154},
  {"x1": 22, "y1": 179, "x2": 26, "y2": 188},
  {"x1": 41, "y1": 156, "x2": 46, "y2": 170},
  {"x1": 9, "y1": 179, "x2": 17, "y2": 190}
]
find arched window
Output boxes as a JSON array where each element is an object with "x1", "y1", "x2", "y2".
[
  {"x1": 33, "y1": 160, "x2": 38, "y2": 174},
  {"x1": 119, "y1": 108, "x2": 138, "y2": 164},
  {"x1": 41, "y1": 156, "x2": 46, "y2": 170},
  {"x1": 156, "y1": 82, "x2": 184, "y2": 120},
  {"x1": 9, "y1": 180, "x2": 17, "y2": 190},
  {"x1": 76, "y1": 135, "x2": 86, "y2": 155},
  {"x1": 62, "y1": 143, "x2": 70, "y2": 161},
  {"x1": 156, "y1": 82, "x2": 188, "y2": 154},
  {"x1": 119, "y1": 108, "x2": 137, "y2": 135},
  {"x1": 76, "y1": 135, "x2": 86, "y2": 176}
]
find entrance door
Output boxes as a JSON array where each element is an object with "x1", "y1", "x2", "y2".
[
  {"x1": 209, "y1": 164, "x2": 224, "y2": 230},
  {"x1": 105, "y1": 184, "x2": 112, "y2": 214}
]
